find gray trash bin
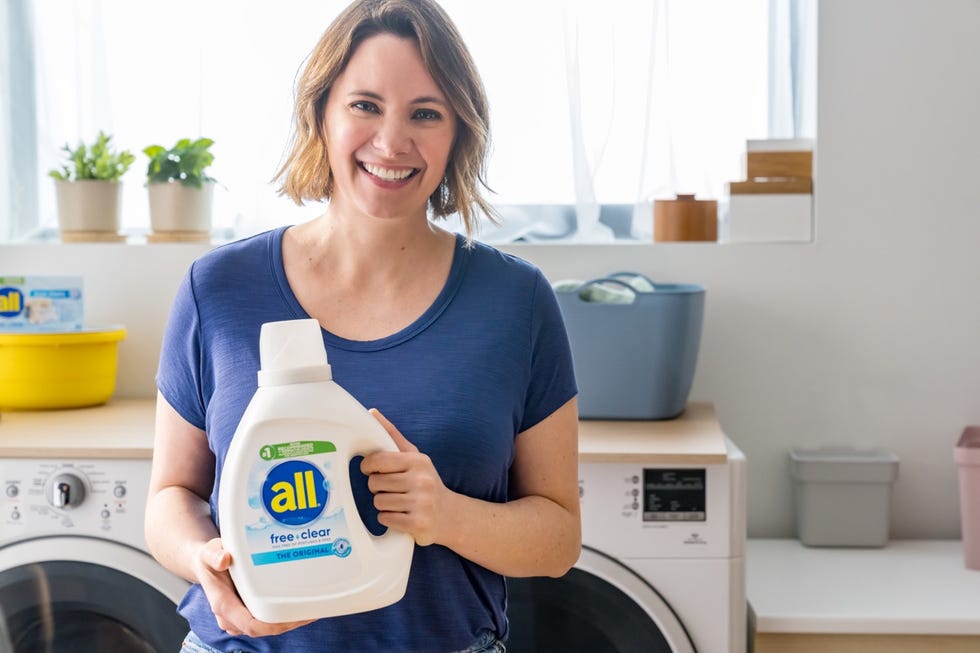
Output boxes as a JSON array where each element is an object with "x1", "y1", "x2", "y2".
[{"x1": 790, "y1": 447, "x2": 900, "y2": 547}]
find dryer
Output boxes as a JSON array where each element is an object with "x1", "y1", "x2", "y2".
[
  {"x1": 0, "y1": 402, "x2": 190, "y2": 653},
  {"x1": 507, "y1": 405, "x2": 747, "y2": 653}
]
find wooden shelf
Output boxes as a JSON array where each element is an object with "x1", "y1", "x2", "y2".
[{"x1": 578, "y1": 402, "x2": 728, "y2": 464}]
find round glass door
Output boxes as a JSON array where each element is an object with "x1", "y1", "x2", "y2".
[
  {"x1": 506, "y1": 546, "x2": 695, "y2": 653},
  {"x1": 0, "y1": 538, "x2": 189, "y2": 653}
]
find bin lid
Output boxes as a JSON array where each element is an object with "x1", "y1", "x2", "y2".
[
  {"x1": 956, "y1": 426, "x2": 980, "y2": 465},
  {"x1": 958, "y1": 426, "x2": 980, "y2": 448},
  {"x1": 789, "y1": 447, "x2": 899, "y2": 483}
]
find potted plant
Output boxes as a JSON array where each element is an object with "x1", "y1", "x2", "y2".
[
  {"x1": 48, "y1": 131, "x2": 135, "y2": 239},
  {"x1": 144, "y1": 137, "x2": 217, "y2": 238}
]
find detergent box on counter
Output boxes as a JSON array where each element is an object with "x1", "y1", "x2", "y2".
[{"x1": 0, "y1": 276, "x2": 84, "y2": 331}]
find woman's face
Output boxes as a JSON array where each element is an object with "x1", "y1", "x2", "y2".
[{"x1": 323, "y1": 33, "x2": 457, "y2": 223}]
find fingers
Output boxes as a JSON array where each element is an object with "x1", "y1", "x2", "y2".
[
  {"x1": 377, "y1": 510, "x2": 436, "y2": 547},
  {"x1": 372, "y1": 486, "x2": 431, "y2": 513},
  {"x1": 363, "y1": 459, "x2": 444, "y2": 547},
  {"x1": 198, "y1": 538, "x2": 232, "y2": 572},
  {"x1": 360, "y1": 450, "x2": 405, "y2": 475},
  {"x1": 196, "y1": 539, "x2": 315, "y2": 637},
  {"x1": 366, "y1": 467, "x2": 438, "y2": 495},
  {"x1": 208, "y1": 543, "x2": 232, "y2": 572},
  {"x1": 369, "y1": 408, "x2": 418, "y2": 453},
  {"x1": 238, "y1": 618, "x2": 317, "y2": 638}
]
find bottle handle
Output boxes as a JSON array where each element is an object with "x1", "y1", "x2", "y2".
[{"x1": 370, "y1": 521, "x2": 415, "y2": 556}]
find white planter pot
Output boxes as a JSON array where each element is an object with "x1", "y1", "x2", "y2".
[
  {"x1": 148, "y1": 180, "x2": 214, "y2": 233},
  {"x1": 54, "y1": 179, "x2": 122, "y2": 233}
]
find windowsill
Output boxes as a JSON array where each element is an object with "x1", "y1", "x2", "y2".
[
  {"x1": 10, "y1": 226, "x2": 237, "y2": 247},
  {"x1": 7, "y1": 199, "x2": 814, "y2": 247},
  {"x1": 6, "y1": 231, "x2": 814, "y2": 247}
]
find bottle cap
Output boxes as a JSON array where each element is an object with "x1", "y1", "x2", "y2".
[{"x1": 257, "y1": 318, "x2": 332, "y2": 386}]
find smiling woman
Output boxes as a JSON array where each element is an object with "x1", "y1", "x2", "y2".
[{"x1": 0, "y1": 0, "x2": 814, "y2": 244}]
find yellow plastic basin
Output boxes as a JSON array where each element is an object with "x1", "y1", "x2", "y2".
[{"x1": 0, "y1": 326, "x2": 127, "y2": 411}]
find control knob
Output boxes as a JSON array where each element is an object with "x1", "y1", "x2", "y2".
[{"x1": 49, "y1": 473, "x2": 86, "y2": 509}]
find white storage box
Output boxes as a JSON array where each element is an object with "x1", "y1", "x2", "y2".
[
  {"x1": 790, "y1": 447, "x2": 899, "y2": 547},
  {"x1": 725, "y1": 193, "x2": 813, "y2": 243}
]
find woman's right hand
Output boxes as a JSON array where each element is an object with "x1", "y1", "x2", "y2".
[{"x1": 193, "y1": 537, "x2": 316, "y2": 637}]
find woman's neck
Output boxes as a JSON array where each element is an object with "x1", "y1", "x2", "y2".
[{"x1": 288, "y1": 207, "x2": 454, "y2": 290}]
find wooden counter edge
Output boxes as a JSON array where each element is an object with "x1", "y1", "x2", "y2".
[
  {"x1": 578, "y1": 451, "x2": 728, "y2": 464},
  {"x1": 0, "y1": 447, "x2": 154, "y2": 459}
]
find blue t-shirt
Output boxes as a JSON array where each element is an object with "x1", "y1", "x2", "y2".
[{"x1": 156, "y1": 226, "x2": 577, "y2": 653}]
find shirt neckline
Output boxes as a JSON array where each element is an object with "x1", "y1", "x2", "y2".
[{"x1": 271, "y1": 226, "x2": 468, "y2": 352}]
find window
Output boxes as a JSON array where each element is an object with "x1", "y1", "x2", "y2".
[{"x1": 1, "y1": 0, "x2": 816, "y2": 243}]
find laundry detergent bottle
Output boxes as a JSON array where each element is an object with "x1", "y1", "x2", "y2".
[{"x1": 218, "y1": 318, "x2": 414, "y2": 623}]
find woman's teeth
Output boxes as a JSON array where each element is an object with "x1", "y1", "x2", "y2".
[{"x1": 362, "y1": 163, "x2": 416, "y2": 181}]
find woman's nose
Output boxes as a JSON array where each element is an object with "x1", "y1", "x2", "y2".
[{"x1": 373, "y1": 118, "x2": 412, "y2": 157}]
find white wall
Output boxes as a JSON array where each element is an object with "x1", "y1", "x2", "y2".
[{"x1": 2, "y1": 0, "x2": 978, "y2": 539}]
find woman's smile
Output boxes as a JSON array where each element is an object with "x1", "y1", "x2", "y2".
[{"x1": 358, "y1": 161, "x2": 421, "y2": 184}]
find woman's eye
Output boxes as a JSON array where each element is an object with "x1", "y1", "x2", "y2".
[
  {"x1": 413, "y1": 108, "x2": 442, "y2": 121},
  {"x1": 351, "y1": 101, "x2": 380, "y2": 113}
]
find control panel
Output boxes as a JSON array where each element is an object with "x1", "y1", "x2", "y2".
[
  {"x1": 0, "y1": 458, "x2": 151, "y2": 551},
  {"x1": 578, "y1": 440, "x2": 746, "y2": 559},
  {"x1": 643, "y1": 468, "x2": 707, "y2": 522}
]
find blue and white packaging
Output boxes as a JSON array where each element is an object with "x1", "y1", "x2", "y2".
[{"x1": 0, "y1": 276, "x2": 84, "y2": 331}]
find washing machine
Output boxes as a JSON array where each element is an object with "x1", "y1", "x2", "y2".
[
  {"x1": 507, "y1": 412, "x2": 747, "y2": 653},
  {"x1": 0, "y1": 403, "x2": 190, "y2": 652}
]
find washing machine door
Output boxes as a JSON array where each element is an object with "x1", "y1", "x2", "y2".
[
  {"x1": 0, "y1": 536, "x2": 190, "y2": 653},
  {"x1": 506, "y1": 546, "x2": 695, "y2": 653}
]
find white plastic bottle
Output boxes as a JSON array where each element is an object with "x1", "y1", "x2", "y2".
[{"x1": 218, "y1": 318, "x2": 414, "y2": 623}]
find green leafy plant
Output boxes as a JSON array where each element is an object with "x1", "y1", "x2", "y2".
[
  {"x1": 48, "y1": 131, "x2": 135, "y2": 181},
  {"x1": 144, "y1": 137, "x2": 217, "y2": 188}
]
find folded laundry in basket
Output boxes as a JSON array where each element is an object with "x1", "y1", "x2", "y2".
[{"x1": 552, "y1": 273, "x2": 655, "y2": 304}]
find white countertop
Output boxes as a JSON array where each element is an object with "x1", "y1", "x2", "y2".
[{"x1": 748, "y1": 538, "x2": 980, "y2": 635}]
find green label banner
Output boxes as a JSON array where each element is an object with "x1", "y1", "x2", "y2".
[{"x1": 259, "y1": 440, "x2": 336, "y2": 460}]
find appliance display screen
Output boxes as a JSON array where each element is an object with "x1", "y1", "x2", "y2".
[{"x1": 642, "y1": 468, "x2": 706, "y2": 522}]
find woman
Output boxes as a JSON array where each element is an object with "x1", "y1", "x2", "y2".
[{"x1": 145, "y1": 1, "x2": 580, "y2": 651}]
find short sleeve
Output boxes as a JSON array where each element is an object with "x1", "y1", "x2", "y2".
[
  {"x1": 520, "y1": 270, "x2": 578, "y2": 432},
  {"x1": 155, "y1": 264, "x2": 207, "y2": 430}
]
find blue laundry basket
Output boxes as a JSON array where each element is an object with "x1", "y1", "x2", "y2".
[{"x1": 555, "y1": 273, "x2": 705, "y2": 420}]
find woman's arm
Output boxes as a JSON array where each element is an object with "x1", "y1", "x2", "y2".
[
  {"x1": 145, "y1": 391, "x2": 218, "y2": 581},
  {"x1": 362, "y1": 397, "x2": 581, "y2": 578},
  {"x1": 145, "y1": 392, "x2": 312, "y2": 636}
]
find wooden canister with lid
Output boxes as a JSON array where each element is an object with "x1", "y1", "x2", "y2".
[{"x1": 654, "y1": 194, "x2": 718, "y2": 242}]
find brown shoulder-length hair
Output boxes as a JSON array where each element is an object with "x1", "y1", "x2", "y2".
[{"x1": 274, "y1": 0, "x2": 496, "y2": 239}]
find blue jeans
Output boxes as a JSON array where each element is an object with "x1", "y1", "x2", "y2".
[{"x1": 180, "y1": 629, "x2": 506, "y2": 653}]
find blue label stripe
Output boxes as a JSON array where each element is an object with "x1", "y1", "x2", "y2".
[
  {"x1": 251, "y1": 540, "x2": 350, "y2": 566},
  {"x1": 31, "y1": 289, "x2": 71, "y2": 298}
]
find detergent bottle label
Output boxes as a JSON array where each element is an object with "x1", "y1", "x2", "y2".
[{"x1": 241, "y1": 440, "x2": 360, "y2": 576}]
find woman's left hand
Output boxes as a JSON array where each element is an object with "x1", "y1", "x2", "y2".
[{"x1": 360, "y1": 408, "x2": 450, "y2": 547}]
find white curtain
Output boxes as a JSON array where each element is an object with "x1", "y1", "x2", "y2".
[
  {"x1": 468, "y1": 0, "x2": 772, "y2": 243},
  {"x1": 562, "y1": 0, "x2": 660, "y2": 243},
  {"x1": 1, "y1": 0, "x2": 39, "y2": 242},
  {"x1": 29, "y1": 0, "x2": 332, "y2": 238},
  {"x1": 769, "y1": 0, "x2": 818, "y2": 138}
]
